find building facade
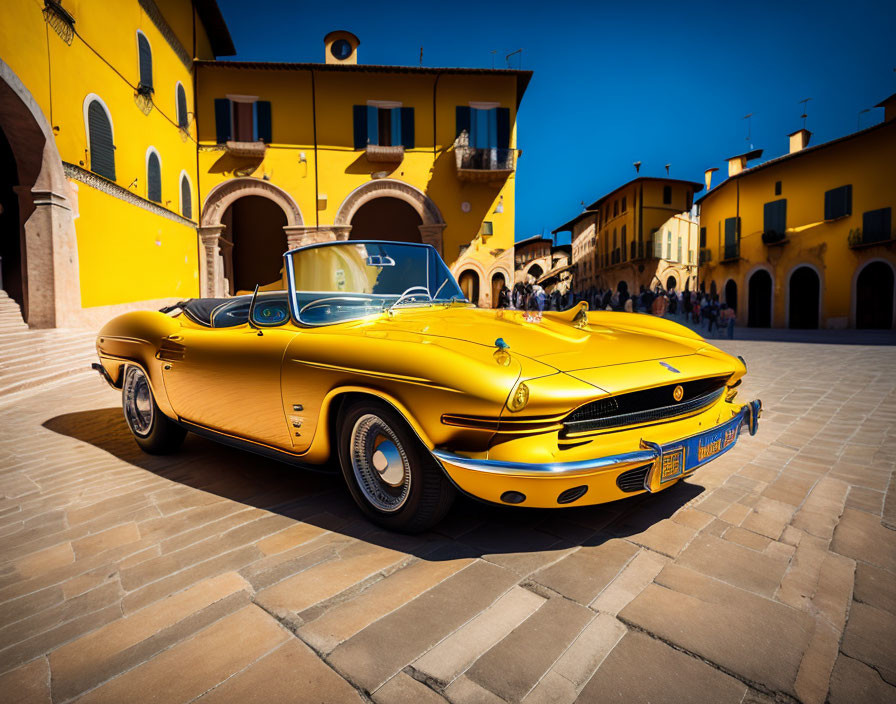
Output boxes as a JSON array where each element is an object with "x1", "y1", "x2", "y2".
[
  {"x1": 697, "y1": 98, "x2": 896, "y2": 329},
  {"x1": 0, "y1": 1, "x2": 529, "y2": 327},
  {"x1": 554, "y1": 177, "x2": 702, "y2": 296}
]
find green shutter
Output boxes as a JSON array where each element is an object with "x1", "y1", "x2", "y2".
[
  {"x1": 255, "y1": 100, "x2": 272, "y2": 142},
  {"x1": 87, "y1": 100, "x2": 115, "y2": 180},
  {"x1": 176, "y1": 85, "x2": 188, "y2": 128},
  {"x1": 181, "y1": 175, "x2": 192, "y2": 219},
  {"x1": 147, "y1": 152, "x2": 161, "y2": 203},
  {"x1": 400, "y1": 107, "x2": 414, "y2": 149},
  {"x1": 137, "y1": 33, "x2": 153, "y2": 91},
  {"x1": 214, "y1": 99, "x2": 231, "y2": 144}
]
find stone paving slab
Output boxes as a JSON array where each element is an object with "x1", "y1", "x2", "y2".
[{"x1": 1, "y1": 335, "x2": 895, "y2": 702}]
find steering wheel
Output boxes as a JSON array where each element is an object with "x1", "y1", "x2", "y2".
[
  {"x1": 299, "y1": 296, "x2": 378, "y2": 318},
  {"x1": 388, "y1": 286, "x2": 432, "y2": 311}
]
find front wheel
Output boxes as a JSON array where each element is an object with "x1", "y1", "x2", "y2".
[
  {"x1": 122, "y1": 365, "x2": 186, "y2": 454},
  {"x1": 337, "y1": 399, "x2": 455, "y2": 533}
]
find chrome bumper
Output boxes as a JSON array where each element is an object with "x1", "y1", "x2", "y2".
[{"x1": 432, "y1": 399, "x2": 762, "y2": 485}]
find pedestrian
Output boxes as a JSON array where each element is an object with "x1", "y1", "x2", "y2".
[
  {"x1": 720, "y1": 303, "x2": 736, "y2": 339},
  {"x1": 497, "y1": 285, "x2": 511, "y2": 309},
  {"x1": 651, "y1": 292, "x2": 668, "y2": 317}
]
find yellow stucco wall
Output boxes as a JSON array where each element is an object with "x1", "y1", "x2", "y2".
[{"x1": 699, "y1": 120, "x2": 896, "y2": 328}]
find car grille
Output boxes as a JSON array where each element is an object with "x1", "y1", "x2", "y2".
[
  {"x1": 563, "y1": 375, "x2": 730, "y2": 435},
  {"x1": 616, "y1": 464, "x2": 652, "y2": 492}
]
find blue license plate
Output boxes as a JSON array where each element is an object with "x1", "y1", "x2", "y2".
[{"x1": 657, "y1": 413, "x2": 743, "y2": 484}]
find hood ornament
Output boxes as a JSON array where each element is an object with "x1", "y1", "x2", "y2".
[
  {"x1": 495, "y1": 338, "x2": 509, "y2": 350},
  {"x1": 493, "y1": 338, "x2": 511, "y2": 366},
  {"x1": 572, "y1": 305, "x2": 589, "y2": 329}
]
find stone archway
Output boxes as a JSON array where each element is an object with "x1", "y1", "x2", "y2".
[
  {"x1": 0, "y1": 59, "x2": 80, "y2": 327},
  {"x1": 334, "y1": 180, "x2": 446, "y2": 255},
  {"x1": 198, "y1": 178, "x2": 304, "y2": 297}
]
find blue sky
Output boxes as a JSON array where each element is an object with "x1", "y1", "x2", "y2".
[{"x1": 217, "y1": 0, "x2": 896, "y2": 245}]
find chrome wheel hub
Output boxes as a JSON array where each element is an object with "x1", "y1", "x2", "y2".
[
  {"x1": 123, "y1": 367, "x2": 153, "y2": 437},
  {"x1": 350, "y1": 414, "x2": 411, "y2": 512}
]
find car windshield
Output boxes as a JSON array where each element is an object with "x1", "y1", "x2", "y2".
[{"x1": 284, "y1": 241, "x2": 466, "y2": 326}]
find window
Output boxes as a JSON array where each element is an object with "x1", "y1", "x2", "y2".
[
  {"x1": 176, "y1": 83, "x2": 188, "y2": 129},
  {"x1": 621, "y1": 197, "x2": 627, "y2": 213},
  {"x1": 666, "y1": 231, "x2": 672, "y2": 260},
  {"x1": 699, "y1": 226, "x2": 707, "y2": 248},
  {"x1": 136, "y1": 31, "x2": 153, "y2": 93},
  {"x1": 724, "y1": 217, "x2": 740, "y2": 259},
  {"x1": 613, "y1": 200, "x2": 618, "y2": 217},
  {"x1": 180, "y1": 172, "x2": 192, "y2": 219},
  {"x1": 621, "y1": 225, "x2": 627, "y2": 260},
  {"x1": 214, "y1": 98, "x2": 272, "y2": 143},
  {"x1": 663, "y1": 185, "x2": 672, "y2": 204},
  {"x1": 677, "y1": 238, "x2": 682, "y2": 263},
  {"x1": 863, "y1": 208, "x2": 892, "y2": 244},
  {"x1": 763, "y1": 199, "x2": 787, "y2": 237},
  {"x1": 775, "y1": 181, "x2": 782, "y2": 196},
  {"x1": 686, "y1": 190, "x2": 693, "y2": 210},
  {"x1": 455, "y1": 106, "x2": 510, "y2": 149},
  {"x1": 146, "y1": 148, "x2": 161, "y2": 203},
  {"x1": 85, "y1": 96, "x2": 115, "y2": 180},
  {"x1": 824, "y1": 185, "x2": 852, "y2": 220},
  {"x1": 354, "y1": 105, "x2": 415, "y2": 149}
]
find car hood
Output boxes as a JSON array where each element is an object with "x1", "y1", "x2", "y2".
[{"x1": 380, "y1": 305, "x2": 711, "y2": 373}]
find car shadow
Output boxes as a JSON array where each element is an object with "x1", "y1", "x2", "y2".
[{"x1": 43, "y1": 408, "x2": 705, "y2": 562}]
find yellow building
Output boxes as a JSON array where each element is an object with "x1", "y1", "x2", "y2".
[
  {"x1": 697, "y1": 98, "x2": 896, "y2": 329},
  {"x1": 553, "y1": 176, "x2": 702, "y2": 296},
  {"x1": 0, "y1": 2, "x2": 530, "y2": 328}
]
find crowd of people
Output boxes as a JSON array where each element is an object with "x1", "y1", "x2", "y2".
[{"x1": 496, "y1": 281, "x2": 737, "y2": 339}]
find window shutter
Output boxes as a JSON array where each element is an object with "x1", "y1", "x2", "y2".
[
  {"x1": 137, "y1": 34, "x2": 153, "y2": 91},
  {"x1": 825, "y1": 185, "x2": 852, "y2": 220},
  {"x1": 176, "y1": 85, "x2": 188, "y2": 128},
  {"x1": 496, "y1": 107, "x2": 510, "y2": 149},
  {"x1": 366, "y1": 105, "x2": 378, "y2": 147},
  {"x1": 87, "y1": 101, "x2": 116, "y2": 180},
  {"x1": 214, "y1": 98, "x2": 231, "y2": 144},
  {"x1": 181, "y1": 176, "x2": 192, "y2": 218},
  {"x1": 255, "y1": 100, "x2": 272, "y2": 142},
  {"x1": 456, "y1": 106, "x2": 471, "y2": 138},
  {"x1": 147, "y1": 152, "x2": 161, "y2": 203},
  {"x1": 400, "y1": 107, "x2": 414, "y2": 149},
  {"x1": 724, "y1": 217, "x2": 739, "y2": 246},
  {"x1": 763, "y1": 199, "x2": 786, "y2": 235},
  {"x1": 352, "y1": 105, "x2": 367, "y2": 149},
  {"x1": 390, "y1": 107, "x2": 402, "y2": 148}
]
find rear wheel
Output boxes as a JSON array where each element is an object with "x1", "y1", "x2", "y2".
[
  {"x1": 337, "y1": 399, "x2": 455, "y2": 533},
  {"x1": 122, "y1": 365, "x2": 185, "y2": 454}
]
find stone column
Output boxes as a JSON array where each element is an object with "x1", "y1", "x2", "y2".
[
  {"x1": 283, "y1": 225, "x2": 349, "y2": 250},
  {"x1": 198, "y1": 225, "x2": 228, "y2": 298},
  {"x1": 418, "y1": 223, "x2": 446, "y2": 257}
]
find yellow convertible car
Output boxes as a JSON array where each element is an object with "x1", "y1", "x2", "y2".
[{"x1": 93, "y1": 240, "x2": 760, "y2": 532}]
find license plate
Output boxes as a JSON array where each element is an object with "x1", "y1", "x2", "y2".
[{"x1": 658, "y1": 413, "x2": 742, "y2": 484}]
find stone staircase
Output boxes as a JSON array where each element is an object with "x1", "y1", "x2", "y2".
[{"x1": 0, "y1": 290, "x2": 99, "y2": 405}]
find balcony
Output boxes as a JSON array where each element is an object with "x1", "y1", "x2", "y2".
[
  {"x1": 762, "y1": 230, "x2": 788, "y2": 246},
  {"x1": 365, "y1": 144, "x2": 404, "y2": 163},
  {"x1": 720, "y1": 242, "x2": 740, "y2": 262},
  {"x1": 699, "y1": 248, "x2": 712, "y2": 265},
  {"x1": 453, "y1": 136, "x2": 515, "y2": 183},
  {"x1": 848, "y1": 228, "x2": 895, "y2": 249},
  {"x1": 225, "y1": 140, "x2": 267, "y2": 158}
]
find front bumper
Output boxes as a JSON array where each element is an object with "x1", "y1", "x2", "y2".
[{"x1": 432, "y1": 399, "x2": 761, "y2": 508}]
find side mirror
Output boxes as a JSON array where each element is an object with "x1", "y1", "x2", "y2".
[{"x1": 248, "y1": 284, "x2": 263, "y2": 336}]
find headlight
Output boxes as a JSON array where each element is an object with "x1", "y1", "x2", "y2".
[{"x1": 507, "y1": 382, "x2": 529, "y2": 412}]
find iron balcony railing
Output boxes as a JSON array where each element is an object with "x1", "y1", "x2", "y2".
[{"x1": 455, "y1": 146, "x2": 515, "y2": 172}]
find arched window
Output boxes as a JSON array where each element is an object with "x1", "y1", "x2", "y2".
[
  {"x1": 176, "y1": 83, "x2": 188, "y2": 128},
  {"x1": 85, "y1": 96, "x2": 116, "y2": 180},
  {"x1": 179, "y1": 171, "x2": 192, "y2": 218},
  {"x1": 137, "y1": 31, "x2": 153, "y2": 93},
  {"x1": 146, "y1": 148, "x2": 161, "y2": 203}
]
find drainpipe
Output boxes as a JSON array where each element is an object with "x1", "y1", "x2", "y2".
[
  {"x1": 311, "y1": 69, "x2": 319, "y2": 230},
  {"x1": 432, "y1": 71, "x2": 442, "y2": 157}
]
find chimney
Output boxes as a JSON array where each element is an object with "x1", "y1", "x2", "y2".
[
  {"x1": 875, "y1": 93, "x2": 896, "y2": 122},
  {"x1": 704, "y1": 167, "x2": 719, "y2": 191},
  {"x1": 726, "y1": 149, "x2": 763, "y2": 177},
  {"x1": 788, "y1": 128, "x2": 812, "y2": 154}
]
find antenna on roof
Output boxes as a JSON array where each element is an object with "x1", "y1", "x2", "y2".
[
  {"x1": 633, "y1": 161, "x2": 641, "y2": 174},
  {"x1": 799, "y1": 98, "x2": 811, "y2": 129},
  {"x1": 665, "y1": 164, "x2": 671, "y2": 175},
  {"x1": 743, "y1": 113, "x2": 753, "y2": 147},
  {"x1": 505, "y1": 49, "x2": 522, "y2": 69}
]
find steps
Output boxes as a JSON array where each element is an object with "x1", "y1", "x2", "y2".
[{"x1": 0, "y1": 291, "x2": 99, "y2": 404}]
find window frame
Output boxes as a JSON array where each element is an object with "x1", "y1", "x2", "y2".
[
  {"x1": 82, "y1": 93, "x2": 116, "y2": 180},
  {"x1": 179, "y1": 170, "x2": 193, "y2": 219},
  {"x1": 145, "y1": 146, "x2": 162, "y2": 203},
  {"x1": 175, "y1": 81, "x2": 189, "y2": 129},
  {"x1": 136, "y1": 30, "x2": 153, "y2": 94}
]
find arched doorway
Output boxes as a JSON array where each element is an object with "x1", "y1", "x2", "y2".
[
  {"x1": 855, "y1": 261, "x2": 894, "y2": 329},
  {"x1": 789, "y1": 266, "x2": 820, "y2": 329},
  {"x1": 222, "y1": 196, "x2": 288, "y2": 294},
  {"x1": 748, "y1": 270, "x2": 772, "y2": 327},
  {"x1": 526, "y1": 263, "x2": 543, "y2": 283},
  {"x1": 458, "y1": 270, "x2": 480, "y2": 304},
  {"x1": 349, "y1": 197, "x2": 422, "y2": 242},
  {"x1": 0, "y1": 125, "x2": 22, "y2": 308},
  {"x1": 666, "y1": 275, "x2": 676, "y2": 291},
  {"x1": 491, "y1": 271, "x2": 506, "y2": 308},
  {"x1": 724, "y1": 279, "x2": 737, "y2": 311}
]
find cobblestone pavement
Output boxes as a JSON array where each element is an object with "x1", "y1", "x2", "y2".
[{"x1": 1, "y1": 335, "x2": 895, "y2": 703}]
